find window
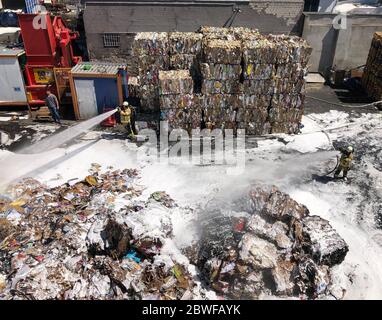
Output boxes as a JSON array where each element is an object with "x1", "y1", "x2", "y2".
[{"x1": 103, "y1": 33, "x2": 121, "y2": 48}]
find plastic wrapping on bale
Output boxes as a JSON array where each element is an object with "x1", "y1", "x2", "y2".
[
  {"x1": 159, "y1": 70, "x2": 193, "y2": 95},
  {"x1": 132, "y1": 32, "x2": 169, "y2": 56},
  {"x1": 204, "y1": 40, "x2": 242, "y2": 65},
  {"x1": 169, "y1": 32, "x2": 203, "y2": 54},
  {"x1": 159, "y1": 94, "x2": 194, "y2": 110},
  {"x1": 201, "y1": 80, "x2": 243, "y2": 94},
  {"x1": 243, "y1": 63, "x2": 275, "y2": 80},
  {"x1": 200, "y1": 63, "x2": 242, "y2": 81}
]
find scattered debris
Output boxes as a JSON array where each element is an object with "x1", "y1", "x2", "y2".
[
  {"x1": 0, "y1": 165, "x2": 348, "y2": 300},
  {"x1": 192, "y1": 185, "x2": 348, "y2": 299}
]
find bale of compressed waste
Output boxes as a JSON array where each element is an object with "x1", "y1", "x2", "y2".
[
  {"x1": 159, "y1": 70, "x2": 194, "y2": 95},
  {"x1": 169, "y1": 54, "x2": 197, "y2": 71},
  {"x1": 192, "y1": 186, "x2": 348, "y2": 299},
  {"x1": 199, "y1": 26, "x2": 259, "y2": 41},
  {"x1": 301, "y1": 215, "x2": 349, "y2": 267},
  {"x1": 159, "y1": 93, "x2": 194, "y2": 110},
  {"x1": 243, "y1": 80, "x2": 276, "y2": 95},
  {"x1": 362, "y1": 32, "x2": 382, "y2": 101},
  {"x1": 201, "y1": 80, "x2": 243, "y2": 94},
  {"x1": 127, "y1": 76, "x2": 140, "y2": 98},
  {"x1": 243, "y1": 37, "x2": 278, "y2": 65},
  {"x1": 169, "y1": 32, "x2": 203, "y2": 55},
  {"x1": 161, "y1": 107, "x2": 202, "y2": 132},
  {"x1": 243, "y1": 63, "x2": 275, "y2": 80},
  {"x1": 132, "y1": 32, "x2": 169, "y2": 56},
  {"x1": 200, "y1": 63, "x2": 242, "y2": 81},
  {"x1": 204, "y1": 40, "x2": 242, "y2": 65}
]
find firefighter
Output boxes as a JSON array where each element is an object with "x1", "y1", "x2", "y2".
[
  {"x1": 45, "y1": 89, "x2": 61, "y2": 125},
  {"x1": 117, "y1": 101, "x2": 135, "y2": 138},
  {"x1": 334, "y1": 145, "x2": 354, "y2": 181}
]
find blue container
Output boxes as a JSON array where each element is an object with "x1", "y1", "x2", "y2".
[{"x1": 0, "y1": 12, "x2": 19, "y2": 27}]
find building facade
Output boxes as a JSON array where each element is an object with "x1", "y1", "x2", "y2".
[{"x1": 82, "y1": 0, "x2": 305, "y2": 63}]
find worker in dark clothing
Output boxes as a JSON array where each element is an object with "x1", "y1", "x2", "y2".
[
  {"x1": 45, "y1": 90, "x2": 61, "y2": 124},
  {"x1": 334, "y1": 145, "x2": 354, "y2": 181}
]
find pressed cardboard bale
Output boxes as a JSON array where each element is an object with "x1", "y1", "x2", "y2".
[
  {"x1": 159, "y1": 94, "x2": 194, "y2": 110},
  {"x1": 362, "y1": 32, "x2": 382, "y2": 100},
  {"x1": 243, "y1": 63, "x2": 275, "y2": 80},
  {"x1": 244, "y1": 107, "x2": 269, "y2": 124},
  {"x1": 243, "y1": 80, "x2": 276, "y2": 95},
  {"x1": 274, "y1": 78, "x2": 306, "y2": 95},
  {"x1": 204, "y1": 40, "x2": 242, "y2": 65},
  {"x1": 245, "y1": 120, "x2": 272, "y2": 135},
  {"x1": 170, "y1": 54, "x2": 198, "y2": 71},
  {"x1": 243, "y1": 38, "x2": 278, "y2": 64},
  {"x1": 132, "y1": 32, "x2": 169, "y2": 56},
  {"x1": 137, "y1": 55, "x2": 170, "y2": 71},
  {"x1": 201, "y1": 80, "x2": 243, "y2": 94},
  {"x1": 139, "y1": 69, "x2": 161, "y2": 86},
  {"x1": 243, "y1": 94, "x2": 272, "y2": 110},
  {"x1": 200, "y1": 63, "x2": 242, "y2": 81},
  {"x1": 275, "y1": 63, "x2": 305, "y2": 81},
  {"x1": 169, "y1": 32, "x2": 203, "y2": 54},
  {"x1": 159, "y1": 70, "x2": 193, "y2": 95},
  {"x1": 199, "y1": 26, "x2": 259, "y2": 41}
]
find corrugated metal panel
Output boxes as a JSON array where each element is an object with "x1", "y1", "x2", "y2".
[
  {"x1": 71, "y1": 62, "x2": 126, "y2": 75},
  {"x1": 25, "y1": 0, "x2": 39, "y2": 13}
]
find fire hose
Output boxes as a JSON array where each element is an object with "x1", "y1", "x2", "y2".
[{"x1": 322, "y1": 155, "x2": 339, "y2": 177}]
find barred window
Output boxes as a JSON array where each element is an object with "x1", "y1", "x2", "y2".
[{"x1": 103, "y1": 33, "x2": 121, "y2": 48}]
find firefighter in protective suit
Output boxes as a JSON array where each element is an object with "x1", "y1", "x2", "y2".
[
  {"x1": 334, "y1": 145, "x2": 354, "y2": 181},
  {"x1": 117, "y1": 101, "x2": 135, "y2": 138}
]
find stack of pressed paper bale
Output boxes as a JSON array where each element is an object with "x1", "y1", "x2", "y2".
[
  {"x1": 362, "y1": 32, "x2": 382, "y2": 101},
  {"x1": 159, "y1": 70, "x2": 200, "y2": 132},
  {"x1": 132, "y1": 32, "x2": 169, "y2": 112},
  {"x1": 242, "y1": 34, "x2": 311, "y2": 134},
  {"x1": 130, "y1": 27, "x2": 311, "y2": 135}
]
